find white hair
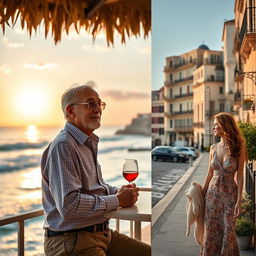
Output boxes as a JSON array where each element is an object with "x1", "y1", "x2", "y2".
[{"x1": 61, "y1": 81, "x2": 97, "y2": 118}]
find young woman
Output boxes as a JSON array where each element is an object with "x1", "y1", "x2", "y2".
[{"x1": 201, "y1": 112, "x2": 246, "y2": 256}]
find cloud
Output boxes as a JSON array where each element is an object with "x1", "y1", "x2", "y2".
[
  {"x1": 101, "y1": 90, "x2": 150, "y2": 101},
  {"x1": 3, "y1": 37, "x2": 24, "y2": 48},
  {"x1": 23, "y1": 62, "x2": 57, "y2": 70},
  {"x1": 0, "y1": 65, "x2": 12, "y2": 75}
]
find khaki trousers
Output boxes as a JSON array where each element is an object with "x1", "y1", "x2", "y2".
[{"x1": 44, "y1": 229, "x2": 151, "y2": 256}]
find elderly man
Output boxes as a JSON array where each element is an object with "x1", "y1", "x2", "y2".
[{"x1": 41, "y1": 83, "x2": 151, "y2": 256}]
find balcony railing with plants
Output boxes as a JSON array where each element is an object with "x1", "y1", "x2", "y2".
[{"x1": 243, "y1": 95, "x2": 255, "y2": 110}]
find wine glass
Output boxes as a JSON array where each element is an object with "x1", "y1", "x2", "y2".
[{"x1": 122, "y1": 159, "x2": 139, "y2": 184}]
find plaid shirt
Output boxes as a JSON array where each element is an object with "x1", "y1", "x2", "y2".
[{"x1": 41, "y1": 122, "x2": 119, "y2": 231}]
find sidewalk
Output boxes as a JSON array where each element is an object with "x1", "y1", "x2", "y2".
[{"x1": 152, "y1": 153, "x2": 255, "y2": 256}]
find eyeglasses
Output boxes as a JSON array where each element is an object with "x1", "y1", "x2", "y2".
[{"x1": 71, "y1": 101, "x2": 106, "y2": 110}]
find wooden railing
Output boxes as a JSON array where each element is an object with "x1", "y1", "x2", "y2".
[
  {"x1": 0, "y1": 187, "x2": 151, "y2": 256},
  {"x1": 0, "y1": 209, "x2": 44, "y2": 256}
]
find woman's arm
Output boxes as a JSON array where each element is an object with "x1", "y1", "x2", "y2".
[
  {"x1": 234, "y1": 146, "x2": 246, "y2": 218},
  {"x1": 202, "y1": 145, "x2": 214, "y2": 197}
]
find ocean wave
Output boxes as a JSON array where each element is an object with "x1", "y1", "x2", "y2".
[
  {"x1": 0, "y1": 155, "x2": 40, "y2": 173},
  {"x1": 0, "y1": 141, "x2": 48, "y2": 151},
  {"x1": 99, "y1": 146, "x2": 127, "y2": 154},
  {"x1": 100, "y1": 136, "x2": 124, "y2": 142}
]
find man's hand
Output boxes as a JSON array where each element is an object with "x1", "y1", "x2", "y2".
[{"x1": 116, "y1": 183, "x2": 139, "y2": 208}]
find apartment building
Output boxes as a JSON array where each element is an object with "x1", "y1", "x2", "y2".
[
  {"x1": 163, "y1": 44, "x2": 211, "y2": 146},
  {"x1": 193, "y1": 50, "x2": 225, "y2": 148},
  {"x1": 152, "y1": 87, "x2": 165, "y2": 147},
  {"x1": 234, "y1": 0, "x2": 256, "y2": 123}
]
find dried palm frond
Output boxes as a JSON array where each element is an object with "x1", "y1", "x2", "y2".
[{"x1": 0, "y1": 0, "x2": 151, "y2": 45}]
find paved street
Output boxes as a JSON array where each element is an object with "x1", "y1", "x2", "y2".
[{"x1": 152, "y1": 160, "x2": 190, "y2": 207}]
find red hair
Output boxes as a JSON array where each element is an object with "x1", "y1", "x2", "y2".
[{"x1": 214, "y1": 112, "x2": 246, "y2": 158}]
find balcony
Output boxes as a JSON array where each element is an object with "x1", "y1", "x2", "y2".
[
  {"x1": 163, "y1": 59, "x2": 196, "y2": 72},
  {"x1": 174, "y1": 110, "x2": 193, "y2": 115},
  {"x1": 174, "y1": 125, "x2": 193, "y2": 132},
  {"x1": 164, "y1": 93, "x2": 193, "y2": 102},
  {"x1": 206, "y1": 77, "x2": 225, "y2": 82},
  {"x1": 193, "y1": 122, "x2": 204, "y2": 128},
  {"x1": 239, "y1": 6, "x2": 256, "y2": 57},
  {"x1": 174, "y1": 92, "x2": 193, "y2": 99},
  {"x1": 164, "y1": 76, "x2": 194, "y2": 87}
]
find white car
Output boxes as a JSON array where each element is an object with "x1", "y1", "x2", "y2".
[{"x1": 174, "y1": 146, "x2": 199, "y2": 160}]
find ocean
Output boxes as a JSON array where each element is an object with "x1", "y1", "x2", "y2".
[{"x1": 0, "y1": 125, "x2": 151, "y2": 256}]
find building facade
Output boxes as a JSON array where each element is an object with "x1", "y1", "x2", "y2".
[
  {"x1": 163, "y1": 46, "x2": 206, "y2": 146},
  {"x1": 234, "y1": 0, "x2": 256, "y2": 123},
  {"x1": 193, "y1": 50, "x2": 225, "y2": 149},
  {"x1": 152, "y1": 87, "x2": 165, "y2": 147}
]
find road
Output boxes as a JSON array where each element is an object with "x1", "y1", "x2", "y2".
[{"x1": 152, "y1": 159, "x2": 190, "y2": 207}]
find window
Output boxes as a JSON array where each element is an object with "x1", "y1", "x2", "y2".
[
  {"x1": 170, "y1": 89, "x2": 173, "y2": 98},
  {"x1": 159, "y1": 128, "x2": 165, "y2": 135},
  {"x1": 159, "y1": 106, "x2": 164, "y2": 113},
  {"x1": 220, "y1": 103, "x2": 225, "y2": 112},
  {"x1": 187, "y1": 86, "x2": 190, "y2": 94},
  {"x1": 190, "y1": 56, "x2": 193, "y2": 63},
  {"x1": 179, "y1": 103, "x2": 182, "y2": 112},
  {"x1": 170, "y1": 60, "x2": 173, "y2": 67},
  {"x1": 170, "y1": 74, "x2": 173, "y2": 83},
  {"x1": 170, "y1": 104, "x2": 173, "y2": 113},
  {"x1": 159, "y1": 117, "x2": 164, "y2": 124},
  {"x1": 219, "y1": 86, "x2": 223, "y2": 94},
  {"x1": 179, "y1": 87, "x2": 182, "y2": 95},
  {"x1": 170, "y1": 120, "x2": 173, "y2": 128}
]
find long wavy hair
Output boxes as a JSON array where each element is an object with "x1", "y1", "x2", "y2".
[{"x1": 214, "y1": 112, "x2": 246, "y2": 158}]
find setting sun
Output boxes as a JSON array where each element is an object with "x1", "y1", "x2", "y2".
[{"x1": 15, "y1": 88, "x2": 47, "y2": 119}]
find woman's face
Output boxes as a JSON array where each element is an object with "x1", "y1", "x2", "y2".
[{"x1": 213, "y1": 118, "x2": 223, "y2": 137}]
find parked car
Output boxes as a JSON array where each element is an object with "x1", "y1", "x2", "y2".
[
  {"x1": 152, "y1": 146, "x2": 189, "y2": 162},
  {"x1": 174, "y1": 146, "x2": 200, "y2": 160}
]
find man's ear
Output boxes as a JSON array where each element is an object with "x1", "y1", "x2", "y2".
[{"x1": 66, "y1": 105, "x2": 76, "y2": 119}]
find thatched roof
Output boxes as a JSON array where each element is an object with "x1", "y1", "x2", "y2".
[{"x1": 0, "y1": 0, "x2": 151, "y2": 45}]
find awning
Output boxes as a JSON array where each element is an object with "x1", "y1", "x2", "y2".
[{"x1": 0, "y1": 0, "x2": 151, "y2": 45}]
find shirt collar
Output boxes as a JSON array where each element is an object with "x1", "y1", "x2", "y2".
[{"x1": 64, "y1": 122, "x2": 99, "y2": 145}]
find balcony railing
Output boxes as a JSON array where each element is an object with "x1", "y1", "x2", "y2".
[
  {"x1": 174, "y1": 93, "x2": 193, "y2": 99},
  {"x1": 163, "y1": 59, "x2": 197, "y2": 72},
  {"x1": 173, "y1": 110, "x2": 193, "y2": 115},
  {"x1": 193, "y1": 122, "x2": 204, "y2": 128},
  {"x1": 239, "y1": 6, "x2": 256, "y2": 42},
  {"x1": 0, "y1": 188, "x2": 151, "y2": 256},
  {"x1": 173, "y1": 76, "x2": 193, "y2": 84}
]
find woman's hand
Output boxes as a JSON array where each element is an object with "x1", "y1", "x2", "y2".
[{"x1": 234, "y1": 202, "x2": 242, "y2": 218}]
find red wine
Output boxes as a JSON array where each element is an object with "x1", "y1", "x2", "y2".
[{"x1": 123, "y1": 171, "x2": 138, "y2": 182}]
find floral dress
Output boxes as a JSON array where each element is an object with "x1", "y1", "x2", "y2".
[{"x1": 200, "y1": 144, "x2": 240, "y2": 256}]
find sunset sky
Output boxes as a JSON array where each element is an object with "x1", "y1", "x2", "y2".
[{"x1": 0, "y1": 22, "x2": 151, "y2": 127}]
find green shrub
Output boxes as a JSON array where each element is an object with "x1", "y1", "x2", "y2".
[
  {"x1": 238, "y1": 122, "x2": 256, "y2": 161},
  {"x1": 236, "y1": 217, "x2": 255, "y2": 236}
]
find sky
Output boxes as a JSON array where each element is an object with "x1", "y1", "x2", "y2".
[
  {"x1": 0, "y1": 20, "x2": 150, "y2": 127},
  {"x1": 152, "y1": 0, "x2": 235, "y2": 90}
]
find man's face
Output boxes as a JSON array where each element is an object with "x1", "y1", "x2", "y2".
[{"x1": 68, "y1": 88, "x2": 102, "y2": 135}]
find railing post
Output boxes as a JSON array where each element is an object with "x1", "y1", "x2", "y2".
[
  {"x1": 130, "y1": 221, "x2": 134, "y2": 238},
  {"x1": 18, "y1": 221, "x2": 24, "y2": 256}
]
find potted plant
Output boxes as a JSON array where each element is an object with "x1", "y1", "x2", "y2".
[
  {"x1": 243, "y1": 97, "x2": 253, "y2": 110},
  {"x1": 236, "y1": 217, "x2": 255, "y2": 250},
  {"x1": 236, "y1": 193, "x2": 255, "y2": 250}
]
